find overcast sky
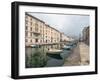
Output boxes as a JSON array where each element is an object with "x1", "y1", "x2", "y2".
[{"x1": 28, "y1": 12, "x2": 89, "y2": 38}]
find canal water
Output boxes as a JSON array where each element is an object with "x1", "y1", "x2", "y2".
[{"x1": 25, "y1": 44, "x2": 76, "y2": 68}]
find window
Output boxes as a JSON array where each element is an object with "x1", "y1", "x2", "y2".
[
  {"x1": 30, "y1": 27, "x2": 32, "y2": 31},
  {"x1": 40, "y1": 30, "x2": 42, "y2": 33},
  {"x1": 40, "y1": 40, "x2": 42, "y2": 43},
  {"x1": 30, "y1": 39, "x2": 32, "y2": 42},
  {"x1": 25, "y1": 32, "x2": 28, "y2": 37},
  {"x1": 25, "y1": 26, "x2": 28, "y2": 30},
  {"x1": 35, "y1": 23, "x2": 38, "y2": 32},
  {"x1": 30, "y1": 22, "x2": 32, "y2": 25},
  {"x1": 30, "y1": 33, "x2": 32, "y2": 36},
  {"x1": 26, "y1": 20, "x2": 28, "y2": 25},
  {"x1": 25, "y1": 39, "x2": 28, "y2": 42},
  {"x1": 46, "y1": 40, "x2": 47, "y2": 43},
  {"x1": 35, "y1": 39, "x2": 38, "y2": 43}
]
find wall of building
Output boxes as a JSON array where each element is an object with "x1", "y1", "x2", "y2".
[
  {"x1": 82, "y1": 26, "x2": 89, "y2": 45},
  {"x1": 25, "y1": 13, "x2": 68, "y2": 46}
]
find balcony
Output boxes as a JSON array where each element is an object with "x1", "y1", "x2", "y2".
[{"x1": 33, "y1": 31, "x2": 40, "y2": 35}]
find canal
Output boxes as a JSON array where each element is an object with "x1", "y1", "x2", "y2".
[{"x1": 25, "y1": 43, "x2": 77, "y2": 68}]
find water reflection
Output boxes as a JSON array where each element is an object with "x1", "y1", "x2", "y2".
[
  {"x1": 25, "y1": 43, "x2": 76, "y2": 68},
  {"x1": 47, "y1": 54, "x2": 62, "y2": 59}
]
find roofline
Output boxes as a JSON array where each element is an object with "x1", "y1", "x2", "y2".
[
  {"x1": 25, "y1": 12, "x2": 61, "y2": 33},
  {"x1": 25, "y1": 12, "x2": 45, "y2": 23}
]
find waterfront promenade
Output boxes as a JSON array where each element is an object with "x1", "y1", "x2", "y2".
[
  {"x1": 64, "y1": 42, "x2": 89, "y2": 66},
  {"x1": 79, "y1": 42, "x2": 89, "y2": 65}
]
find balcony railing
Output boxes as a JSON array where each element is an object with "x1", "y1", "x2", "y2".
[{"x1": 33, "y1": 31, "x2": 40, "y2": 35}]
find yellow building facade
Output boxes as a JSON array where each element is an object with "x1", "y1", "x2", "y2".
[{"x1": 25, "y1": 13, "x2": 69, "y2": 47}]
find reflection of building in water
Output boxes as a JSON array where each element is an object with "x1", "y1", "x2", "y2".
[
  {"x1": 25, "y1": 13, "x2": 75, "y2": 68},
  {"x1": 82, "y1": 26, "x2": 89, "y2": 45},
  {"x1": 25, "y1": 13, "x2": 73, "y2": 48}
]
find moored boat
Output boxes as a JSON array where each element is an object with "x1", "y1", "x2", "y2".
[
  {"x1": 47, "y1": 49, "x2": 63, "y2": 54},
  {"x1": 30, "y1": 45, "x2": 39, "y2": 48},
  {"x1": 62, "y1": 45, "x2": 72, "y2": 50}
]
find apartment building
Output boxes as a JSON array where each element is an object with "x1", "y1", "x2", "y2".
[
  {"x1": 25, "y1": 13, "x2": 45, "y2": 46},
  {"x1": 82, "y1": 26, "x2": 89, "y2": 45},
  {"x1": 25, "y1": 13, "x2": 69, "y2": 47},
  {"x1": 60, "y1": 33, "x2": 70, "y2": 42}
]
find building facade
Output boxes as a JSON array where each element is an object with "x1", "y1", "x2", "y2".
[
  {"x1": 25, "y1": 13, "x2": 45, "y2": 46},
  {"x1": 25, "y1": 13, "x2": 70, "y2": 47},
  {"x1": 82, "y1": 26, "x2": 89, "y2": 45}
]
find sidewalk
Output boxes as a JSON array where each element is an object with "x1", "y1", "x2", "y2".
[
  {"x1": 63, "y1": 43, "x2": 81, "y2": 66},
  {"x1": 79, "y1": 42, "x2": 89, "y2": 65},
  {"x1": 63, "y1": 42, "x2": 89, "y2": 66}
]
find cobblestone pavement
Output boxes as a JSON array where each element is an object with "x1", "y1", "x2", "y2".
[
  {"x1": 63, "y1": 42, "x2": 89, "y2": 66},
  {"x1": 79, "y1": 42, "x2": 89, "y2": 65},
  {"x1": 63, "y1": 43, "x2": 81, "y2": 66}
]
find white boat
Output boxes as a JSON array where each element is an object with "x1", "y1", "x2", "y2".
[
  {"x1": 30, "y1": 45, "x2": 39, "y2": 48},
  {"x1": 47, "y1": 49, "x2": 63, "y2": 54},
  {"x1": 62, "y1": 45, "x2": 71, "y2": 50}
]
